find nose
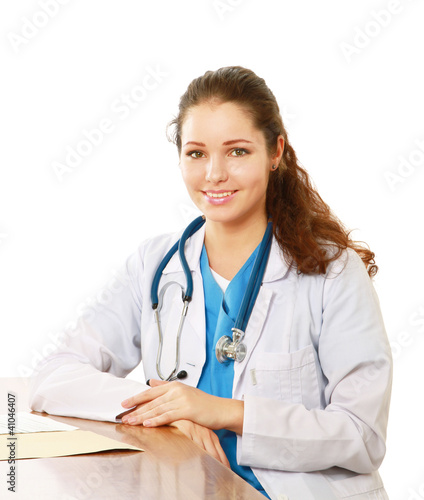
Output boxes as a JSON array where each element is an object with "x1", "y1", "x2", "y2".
[{"x1": 205, "y1": 155, "x2": 228, "y2": 184}]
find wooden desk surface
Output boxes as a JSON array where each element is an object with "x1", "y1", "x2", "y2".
[{"x1": 0, "y1": 378, "x2": 265, "y2": 500}]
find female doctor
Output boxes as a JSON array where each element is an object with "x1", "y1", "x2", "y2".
[{"x1": 29, "y1": 66, "x2": 392, "y2": 500}]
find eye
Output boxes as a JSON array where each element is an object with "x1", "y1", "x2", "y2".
[
  {"x1": 186, "y1": 150, "x2": 205, "y2": 159},
  {"x1": 231, "y1": 148, "x2": 249, "y2": 157}
]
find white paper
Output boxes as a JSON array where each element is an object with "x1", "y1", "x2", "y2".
[{"x1": 0, "y1": 412, "x2": 78, "y2": 434}]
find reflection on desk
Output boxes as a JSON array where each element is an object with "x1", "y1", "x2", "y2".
[{"x1": 0, "y1": 378, "x2": 265, "y2": 499}]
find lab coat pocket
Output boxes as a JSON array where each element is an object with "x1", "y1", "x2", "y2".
[{"x1": 254, "y1": 344, "x2": 321, "y2": 409}]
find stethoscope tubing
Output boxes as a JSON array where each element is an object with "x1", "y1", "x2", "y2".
[
  {"x1": 151, "y1": 215, "x2": 272, "y2": 379},
  {"x1": 151, "y1": 215, "x2": 205, "y2": 381},
  {"x1": 151, "y1": 240, "x2": 179, "y2": 308},
  {"x1": 151, "y1": 215, "x2": 205, "y2": 308},
  {"x1": 233, "y1": 221, "x2": 273, "y2": 333},
  {"x1": 178, "y1": 215, "x2": 206, "y2": 301}
]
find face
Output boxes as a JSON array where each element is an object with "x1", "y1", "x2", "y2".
[{"x1": 179, "y1": 101, "x2": 276, "y2": 228}]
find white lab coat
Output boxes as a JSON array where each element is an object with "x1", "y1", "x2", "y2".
[{"x1": 29, "y1": 224, "x2": 392, "y2": 500}]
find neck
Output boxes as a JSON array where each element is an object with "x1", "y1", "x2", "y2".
[{"x1": 203, "y1": 213, "x2": 268, "y2": 276}]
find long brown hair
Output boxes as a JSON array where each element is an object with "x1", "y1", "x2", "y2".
[{"x1": 167, "y1": 66, "x2": 377, "y2": 277}]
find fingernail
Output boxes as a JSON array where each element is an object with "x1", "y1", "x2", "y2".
[
  {"x1": 143, "y1": 420, "x2": 152, "y2": 427},
  {"x1": 121, "y1": 400, "x2": 129, "y2": 407},
  {"x1": 128, "y1": 417, "x2": 136, "y2": 424}
]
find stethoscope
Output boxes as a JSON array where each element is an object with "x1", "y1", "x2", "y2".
[{"x1": 150, "y1": 215, "x2": 273, "y2": 381}]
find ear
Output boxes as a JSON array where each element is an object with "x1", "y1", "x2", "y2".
[{"x1": 272, "y1": 135, "x2": 285, "y2": 166}]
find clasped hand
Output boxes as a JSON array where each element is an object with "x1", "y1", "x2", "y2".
[{"x1": 120, "y1": 379, "x2": 243, "y2": 435}]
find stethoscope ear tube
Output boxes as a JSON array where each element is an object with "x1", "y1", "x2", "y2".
[{"x1": 167, "y1": 370, "x2": 188, "y2": 382}]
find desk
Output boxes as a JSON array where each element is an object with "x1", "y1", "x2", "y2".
[{"x1": 0, "y1": 378, "x2": 265, "y2": 499}]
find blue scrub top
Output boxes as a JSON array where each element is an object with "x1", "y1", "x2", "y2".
[{"x1": 197, "y1": 244, "x2": 271, "y2": 499}]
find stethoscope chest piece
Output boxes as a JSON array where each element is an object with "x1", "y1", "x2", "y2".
[{"x1": 215, "y1": 328, "x2": 247, "y2": 363}]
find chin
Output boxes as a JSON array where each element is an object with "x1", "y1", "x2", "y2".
[{"x1": 203, "y1": 211, "x2": 243, "y2": 225}]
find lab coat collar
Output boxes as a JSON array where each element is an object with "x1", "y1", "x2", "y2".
[
  {"x1": 161, "y1": 223, "x2": 292, "y2": 282},
  {"x1": 265, "y1": 237, "x2": 293, "y2": 282}
]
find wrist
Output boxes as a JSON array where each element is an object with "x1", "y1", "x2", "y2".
[{"x1": 220, "y1": 398, "x2": 244, "y2": 435}]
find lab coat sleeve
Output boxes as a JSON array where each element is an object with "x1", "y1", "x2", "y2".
[
  {"x1": 28, "y1": 246, "x2": 149, "y2": 422},
  {"x1": 238, "y1": 249, "x2": 393, "y2": 473}
]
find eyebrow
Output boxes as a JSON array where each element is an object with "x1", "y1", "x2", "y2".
[{"x1": 183, "y1": 139, "x2": 253, "y2": 147}]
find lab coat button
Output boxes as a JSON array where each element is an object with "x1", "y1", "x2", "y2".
[{"x1": 277, "y1": 495, "x2": 289, "y2": 500}]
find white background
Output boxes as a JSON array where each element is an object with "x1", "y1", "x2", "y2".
[{"x1": 1, "y1": 1, "x2": 423, "y2": 498}]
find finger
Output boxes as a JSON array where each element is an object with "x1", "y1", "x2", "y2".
[
  {"x1": 122, "y1": 391, "x2": 171, "y2": 423},
  {"x1": 215, "y1": 442, "x2": 231, "y2": 468},
  {"x1": 207, "y1": 432, "x2": 230, "y2": 468},
  {"x1": 121, "y1": 385, "x2": 168, "y2": 408},
  {"x1": 201, "y1": 433, "x2": 230, "y2": 468},
  {"x1": 148, "y1": 379, "x2": 169, "y2": 388},
  {"x1": 141, "y1": 404, "x2": 183, "y2": 427},
  {"x1": 124, "y1": 400, "x2": 180, "y2": 427},
  {"x1": 169, "y1": 421, "x2": 230, "y2": 468}
]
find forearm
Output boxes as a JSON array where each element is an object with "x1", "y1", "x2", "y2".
[
  {"x1": 239, "y1": 394, "x2": 388, "y2": 473},
  {"x1": 30, "y1": 360, "x2": 148, "y2": 422}
]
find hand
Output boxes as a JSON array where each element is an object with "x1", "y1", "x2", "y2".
[
  {"x1": 121, "y1": 379, "x2": 244, "y2": 434},
  {"x1": 169, "y1": 419, "x2": 230, "y2": 468}
]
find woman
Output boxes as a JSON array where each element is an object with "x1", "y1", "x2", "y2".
[{"x1": 30, "y1": 66, "x2": 392, "y2": 499}]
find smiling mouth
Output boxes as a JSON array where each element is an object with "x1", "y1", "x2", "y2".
[{"x1": 204, "y1": 191, "x2": 237, "y2": 198}]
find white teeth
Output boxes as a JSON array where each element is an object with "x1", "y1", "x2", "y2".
[{"x1": 206, "y1": 191, "x2": 234, "y2": 198}]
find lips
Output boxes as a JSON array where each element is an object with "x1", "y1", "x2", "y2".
[{"x1": 202, "y1": 190, "x2": 238, "y2": 205}]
